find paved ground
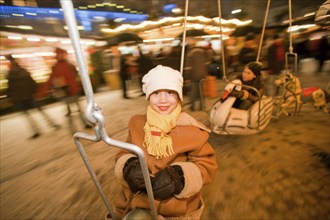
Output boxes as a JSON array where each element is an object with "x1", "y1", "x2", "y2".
[{"x1": 1, "y1": 70, "x2": 329, "y2": 220}]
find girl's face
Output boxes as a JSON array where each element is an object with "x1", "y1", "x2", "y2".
[
  {"x1": 149, "y1": 89, "x2": 179, "y2": 115},
  {"x1": 242, "y1": 67, "x2": 256, "y2": 81}
]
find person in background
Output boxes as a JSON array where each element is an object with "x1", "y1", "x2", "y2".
[
  {"x1": 112, "y1": 65, "x2": 218, "y2": 219},
  {"x1": 6, "y1": 55, "x2": 59, "y2": 139},
  {"x1": 43, "y1": 48, "x2": 90, "y2": 132},
  {"x1": 267, "y1": 33, "x2": 285, "y2": 76},
  {"x1": 238, "y1": 33, "x2": 258, "y2": 71},
  {"x1": 266, "y1": 33, "x2": 286, "y2": 96},
  {"x1": 230, "y1": 62, "x2": 265, "y2": 110},
  {"x1": 119, "y1": 53, "x2": 132, "y2": 99},
  {"x1": 137, "y1": 46, "x2": 155, "y2": 95},
  {"x1": 184, "y1": 37, "x2": 211, "y2": 111},
  {"x1": 317, "y1": 35, "x2": 330, "y2": 73}
]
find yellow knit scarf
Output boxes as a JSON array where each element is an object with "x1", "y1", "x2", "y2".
[{"x1": 143, "y1": 105, "x2": 181, "y2": 159}]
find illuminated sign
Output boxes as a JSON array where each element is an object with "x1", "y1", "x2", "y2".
[{"x1": 0, "y1": 6, "x2": 148, "y2": 31}]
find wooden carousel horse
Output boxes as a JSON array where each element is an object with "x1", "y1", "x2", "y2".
[{"x1": 274, "y1": 72, "x2": 329, "y2": 118}]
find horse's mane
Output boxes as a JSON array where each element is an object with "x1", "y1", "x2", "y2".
[{"x1": 322, "y1": 89, "x2": 330, "y2": 103}]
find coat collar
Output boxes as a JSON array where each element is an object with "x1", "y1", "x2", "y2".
[{"x1": 176, "y1": 112, "x2": 211, "y2": 133}]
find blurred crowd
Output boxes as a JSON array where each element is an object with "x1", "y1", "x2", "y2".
[
  {"x1": 2, "y1": 29, "x2": 329, "y2": 138},
  {"x1": 99, "y1": 30, "x2": 329, "y2": 101}
]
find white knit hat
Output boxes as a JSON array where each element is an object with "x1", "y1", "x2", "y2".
[{"x1": 142, "y1": 65, "x2": 183, "y2": 101}]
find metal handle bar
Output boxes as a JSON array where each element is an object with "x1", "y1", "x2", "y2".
[
  {"x1": 241, "y1": 84, "x2": 262, "y2": 129},
  {"x1": 59, "y1": 0, "x2": 157, "y2": 219},
  {"x1": 285, "y1": 52, "x2": 298, "y2": 73},
  {"x1": 229, "y1": 82, "x2": 262, "y2": 129},
  {"x1": 199, "y1": 79, "x2": 206, "y2": 111}
]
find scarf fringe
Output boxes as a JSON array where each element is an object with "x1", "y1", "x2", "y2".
[{"x1": 143, "y1": 130, "x2": 174, "y2": 159}]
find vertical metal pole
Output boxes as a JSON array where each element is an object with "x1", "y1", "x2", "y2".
[
  {"x1": 60, "y1": 0, "x2": 96, "y2": 124},
  {"x1": 288, "y1": 0, "x2": 293, "y2": 54},
  {"x1": 180, "y1": 0, "x2": 189, "y2": 75},
  {"x1": 256, "y1": 0, "x2": 271, "y2": 62},
  {"x1": 217, "y1": 0, "x2": 227, "y2": 81}
]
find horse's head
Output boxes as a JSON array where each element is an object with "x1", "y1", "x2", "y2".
[
  {"x1": 275, "y1": 72, "x2": 302, "y2": 97},
  {"x1": 275, "y1": 72, "x2": 295, "y2": 87}
]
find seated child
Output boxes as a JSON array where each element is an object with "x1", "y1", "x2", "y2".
[
  {"x1": 230, "y1": 62, "x2": 264, "y2": 110},
  {"x1": 113, "y1": 65, "x2": 218, "y2": 219}
]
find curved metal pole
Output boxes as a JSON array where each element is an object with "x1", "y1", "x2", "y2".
[
  {"x1": 217, "y1": 0, "x2": 227, "y2": 81},
  {"x1": 256, "y1": 0, "x2": 271, "y2": 62},
  {"x1": 60, "y1": 0, "x2": 96, "y2": 124},
  {"x1": 59, "y1": 1, "x2": 157, "y2": 219},
  {"x1": 180, "y1": 0, "x2": 189, "y2": 75},
  {"x1": 72, "y1": 110, "x2": 158, "y2": 220}
]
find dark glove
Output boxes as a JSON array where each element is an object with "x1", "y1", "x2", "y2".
[
  {"x1": 230, "y1": 90, "x2": 244, "y2": 99},
  {"x1": 152, "y1": 165, "x2": 185, "y2": 200},
  {"x1": 123, "y1": 157, "x2": 146, "y2": 193}
]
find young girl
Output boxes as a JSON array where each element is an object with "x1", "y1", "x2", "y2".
[
  {"x1": 230, "y1": 61, "x2": 265, "y2": 110},
  {"x1": 113, "y1": 65, "x2": 218, "y2": 219}
]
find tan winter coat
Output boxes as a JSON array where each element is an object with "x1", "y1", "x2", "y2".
[{"x1": 113, "y1": 112, "x2": 218, "y2": 219}]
